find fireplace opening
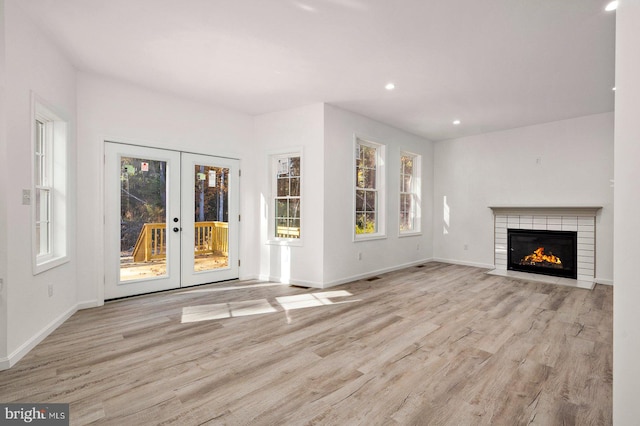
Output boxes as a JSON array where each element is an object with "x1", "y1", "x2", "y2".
[{"x1": 507, "y1": 229, "x2": 577, "y2": 279}]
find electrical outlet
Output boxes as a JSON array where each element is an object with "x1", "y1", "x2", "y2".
[
  {"x1": 357, "y1": 252, "x2": 362, "y2": 261},
  {"x1": 417, "y1": 243, "x2": 420, "y2": 251},
  {"x1": 48, "y1": 283, "x2": 53, "y2": 297},
  {"x1": 464, "y1": 244, "x2": 469, "y2": 251},
  {"x1": 0, "y1": 278, "x2": 4, "y2": 292}
]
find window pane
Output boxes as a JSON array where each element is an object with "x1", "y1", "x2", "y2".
[
  {"x1": 35, "y1": 189, "x2": 42, "y2": 222},
  {"x1": 355, "y1": 190, "x2": 365, "y2": 211},
  {"x1": 277, "y1": 178, "x2": 289, "y2": 197},
  {"x1": 401, "y1": 194, "x2": 411, "y2": 211},
  {"x1": 365, "y1": 191, "x2": 376, "y2": 212},
  {"x1": 290, "y1": 178, "x2": 300, "y2": 196},
  {"x1": 400, "y1": 212, "x2": 411, "y2": 231},
  {"x1": 365, "y1": 213, "x2": 376, "y2": 233},
  {"x1": 364, "y1": 169, "x2": 376, "y2": 189},
  {"x1": 402, "y1": 175, "x2": 412, "y2": 193},
  {"x1": 401, "y1": 156, "x2": 413, "y2": 175},
  {"x1": 355, "y1": 213, "x2": 366, "y2": 234},
  {"x1": 356, "y1": 167, "x2": 365, "y2": 188},
  {"x1": 289, "y1": 157, "x2": 300, "y2": 177},
  {"x1": 289, "y1": 199, "x2": 300, "y2": 219},
  {"x1": 363, "y1": 146, "x2": 376, "y2": 167},
  {"x1": 35, "y1": 121, "x2": 45, "y2": 186},
  {"x1": 276, "y1": 199, "x2": 288, "y2": 217}
]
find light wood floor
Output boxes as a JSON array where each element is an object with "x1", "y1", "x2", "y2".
[{"x1": 0, "y1": 263, "x2": 612, "y2": 425}]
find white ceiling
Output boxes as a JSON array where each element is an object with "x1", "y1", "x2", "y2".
[{"x1": 16, "y1": 0, "x2": 616, "y2": 141}]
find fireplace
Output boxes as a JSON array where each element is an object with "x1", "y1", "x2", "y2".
[{"x1": 507, "y1": 229, "x2": 577, "y2": 279}]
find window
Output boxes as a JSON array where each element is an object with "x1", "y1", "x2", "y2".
[
  {"x1": 400, "y1": 152, "x2": 421, "y2": 234},
  {"x1": 35, "y1": 119, "x2": 51, "y2": 257},
  {"x1": 355, "y1": 138, "x2": 385, "y2": 239},
  {"x1": 32, "y1": 97, "x2": 68, "y2": 273},
  {"x1": 273, "y1": 154, "x2": 301, "y2": 240}
]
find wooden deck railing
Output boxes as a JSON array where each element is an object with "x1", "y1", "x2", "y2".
[
  {"x1": 132, "y1": 223, "x2": 166, "y2": 262},
  {"x1": 195, "y1": 221, "x2": 229, "y2": 256},
  {"x1": 276, "y1": 226, "x2": 300, "y2": 239},
  {"x1": 132, "y1": 221, "x2": 228, "y2": 262}
]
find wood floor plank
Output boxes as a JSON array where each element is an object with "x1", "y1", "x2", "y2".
[{"x1": 0, "y1": 264, "x2": 612, "y2": 425}]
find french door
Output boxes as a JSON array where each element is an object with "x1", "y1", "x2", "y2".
[{"x1": 105, "y1": 143, "x2": 239, "y2": 299}]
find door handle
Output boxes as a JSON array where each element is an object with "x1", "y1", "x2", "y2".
[
  {"x1": 173, "y1": 217, "x2": 179, "y2": 222},
  {"x1": 173, "y1": 227, "x2": 180, "y2": 232}
]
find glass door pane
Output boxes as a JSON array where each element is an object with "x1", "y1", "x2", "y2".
[
  {"x1": 119, "y1": 157, "x2": 168, "y2": 281},
  {"x1": 193, "y1": 164, "x2": 230, "y2": 272},
  {"x1": 181, "y1": 153, "x2": 239, "y2": 287}
]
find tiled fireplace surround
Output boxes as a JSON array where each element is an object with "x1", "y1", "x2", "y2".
[{"x1": 490, "y1": 206, "x2": 601, "y2": 286}]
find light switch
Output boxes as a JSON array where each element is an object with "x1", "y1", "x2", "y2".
[{"x1": 22, "y1": 189, "x2": 31, "y2": 205}]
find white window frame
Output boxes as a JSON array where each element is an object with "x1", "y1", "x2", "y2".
[
  {"x1": 32, "y1": 95, "x2": 69, "y2": 274},
  {"x1": 354, "y1": 137, "x2": 386, "y2": 241},
  {"x1": 267, "y1": 150, "x2": 303, "y2": 246},
  {"x1": 399, "y1": 151, "x2": 422, "y2": 236}
]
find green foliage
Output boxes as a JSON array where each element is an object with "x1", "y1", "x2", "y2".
[{"x1": 355, "y1": 214, "x2": 376, "y2": 234}]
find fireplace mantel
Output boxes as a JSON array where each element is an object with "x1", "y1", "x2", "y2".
[{"x1": 489, "y1": 206, "x2": 602, "y2": 217}]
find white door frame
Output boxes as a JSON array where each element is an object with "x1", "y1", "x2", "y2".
[{"x1": 104, "y1": 142, "x2": 240, "y2": 299}]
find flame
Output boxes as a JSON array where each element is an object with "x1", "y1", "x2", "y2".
[{"x1": 522, "y1": 247, "x2": 562, "y2": 265}]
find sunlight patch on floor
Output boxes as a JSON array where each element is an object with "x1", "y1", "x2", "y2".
[{"x1": 181, "y1": 290, "x2": 360, "y2": 323}]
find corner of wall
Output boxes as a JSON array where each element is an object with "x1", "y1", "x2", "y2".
[{"x1": 0, "y1": 0, "x2": 8, "y2": 363}]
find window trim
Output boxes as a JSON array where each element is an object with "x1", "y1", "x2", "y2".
[
  {"x1": 353, "y1": 136, "x2": 386, "y2": 242},
  {"x1": 31, "y1": 94, "x2": 70, "y2": 274},
  {"x1": 399, "y1": 151, "x2": 422, "y2": 237},
  {"x1": 267, "y1": 149, "x2": 303, "y2": 247}
]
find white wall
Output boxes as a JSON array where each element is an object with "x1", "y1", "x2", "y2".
[
  {"x1": 613, "y1": 1, "x2": 640, "y2": 423},
  {"x1": 0, "y1": 0, "x2": 8, "y2": 361},
  {"x1": 2, "y1": 1, "x2": 78, "y2": 366},
  {"x1": 76, "y1": 73, "x2": 256, "y2": 304},
  {"x1": 433, "y1": 112, "x2": 614, "y2": 282},
  {"x1": 323, "y1": 104, "x2": 434, "y2": 286},
  {"x1": 254, "y1": 103, "x2": 325, "y2": 287}
]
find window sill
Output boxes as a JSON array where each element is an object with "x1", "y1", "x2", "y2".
[
  {"x1": 33, "y1": 254, "x2": 70, "y2": 275},
  {"x1": 353, "y1": 233, "x2": 387, "y2": 242},
  {"x1": 266, "y1": 239, "x2": 303, "y2": 247},
  {"x1": 399, "y1": 231, "x2": 423, "y2": 238}
]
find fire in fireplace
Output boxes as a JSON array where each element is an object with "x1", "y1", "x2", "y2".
[{"x1": 507, "y1": 229, "x2": 577, "y2": 279}]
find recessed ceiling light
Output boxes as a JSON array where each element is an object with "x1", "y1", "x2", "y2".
[
  {"x1": 385, "y1": 83, "x2": 395, "y2": 91},
  {"x1": 453, "y1": 120, "x2": 461, "y2": 125},
  {"x1": 605, "y1": 1, "x2": 618, "y2": 11}
]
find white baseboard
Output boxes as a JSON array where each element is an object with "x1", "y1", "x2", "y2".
[
  {"x1": 0, "y1": 304, "x2": 78, "y2": 371},
  {"x1": 432, "y1": 258, "x2": 495, "y2": 270},
  {"x1": 321, "y1": 258, "x2": 435, "y2": 288},
  {"x1": 258, "y1": 274, "x2": 323, "y2": 288},
  {"x1": 595, "y1": 277, "x2": 614, "y2": 286},
  {"x1": 256, "y1": 258, "x2": 435, "y2": 289},
  {"x1": 77, "y1": 299, "x2": 102, "y2": 310}
]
